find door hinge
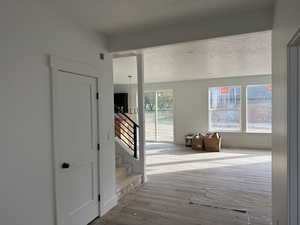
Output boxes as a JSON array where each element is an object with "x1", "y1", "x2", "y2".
[
  {"x1": 98, "y1": 194, "x2": 101, "y2": 202},
  {"x1": 96, "y1": 92, "x2": 99, "y2": 100},
  {"x1": 97, "y1": 143, "x2": 100, "y2": 151},
  {"x1": 99, "y1": 53, "x2": 104, "y2": 60}
]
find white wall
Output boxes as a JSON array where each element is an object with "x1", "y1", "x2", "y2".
[
  {"x1": 116, "y1": 75, "x2": 272, "y2": 149},
  {"x1": 272, "y1": 0, "x2": 300, "y2": 224},
  {"x1": 0, "y1": 1, "x2": 115, "y2": 225}
]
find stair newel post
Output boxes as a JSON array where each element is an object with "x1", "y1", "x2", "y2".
[{"x1": 133, "y1": 124, "x2": 138, "y2": 159}]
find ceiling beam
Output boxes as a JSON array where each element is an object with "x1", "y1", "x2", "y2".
[{"x1": 108, "y1": 8, "x2": 273, "y2": 52}]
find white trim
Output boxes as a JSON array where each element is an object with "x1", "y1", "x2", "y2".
[
  {"x1": 137, "y1": 54, "x2": 147, "y2": 183},
  {"x1": 112, "y1": 52, "x2": 139, "y2": 59},
  {"x1": 287, "y1": 29, "x2": 300, "y2": 225},
  {"x1": 208, "y1": 129, "x2": 242, "y2": 133},
  {"x1": 208, "y1": 130, "x2": 272, "y2": 134},
  {"x1": 241, "y1": 84, "x2": 247, "y2": 132},
  {"x1": 49, "y1": 55, "x2": 102, "y2": 225},
  {"x1": 50, "y1": 68, "x2": 61, "y2": 225},
  {"x1": 99, "y1": 195, "x2": 118, "y2": 217},
  {"x1": 50, "y1": 55, "x2": 99, "y2": 77},
  {"x1": 155, "y1": 91, "x2": 158, "y2": 140},
  {"x1": 245, "y1": 130, "x2": 272, "y2": 134}
]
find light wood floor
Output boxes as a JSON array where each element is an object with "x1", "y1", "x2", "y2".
[{"x1": 93, "y1": 144, "x2": 272, "y2": 225}]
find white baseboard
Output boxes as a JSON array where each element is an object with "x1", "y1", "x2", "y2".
[{"x1": 100, "y1": 195, "x2": 118, "y2": 217}]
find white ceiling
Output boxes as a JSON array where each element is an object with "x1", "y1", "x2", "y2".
[
  {"x1": 113, "y1": 31, "x2": 272, "y2": 84},
  {"x1": 46, "y1": 0, "x2": 274, "y2": 35}
]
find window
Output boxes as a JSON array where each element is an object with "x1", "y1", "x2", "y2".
[
  {"x1": 209, "y1": 86, "x2": 241, "y2": 131},
  {"x1": 247, "y1": 85, "x2": 272, "y2": 132},
  {"x1": 145, "y1": 90, "x2": 174, "y2": 142}
]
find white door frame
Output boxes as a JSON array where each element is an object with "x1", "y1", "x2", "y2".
[
  {"x1": 113, "y1": 53, "x2": 147, "y2": 183},
  {"x1": 49, "y1": 55, "x2": 101, "y2": 225},
  {"x1": 287, "y1": 29, "x2": 300, "y2": 225}
]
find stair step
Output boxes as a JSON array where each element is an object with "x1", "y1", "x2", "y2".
[
  {"x1": 116, "y1": 174, "x2": 142, "y2": 199},
  {"x1": 116, "y1": 167, "x2": 128, "y2": 184}
]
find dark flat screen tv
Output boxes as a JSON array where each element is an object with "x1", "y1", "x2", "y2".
[{"x1": 114, "y1": 93, "x2": 128, "y2": 113}]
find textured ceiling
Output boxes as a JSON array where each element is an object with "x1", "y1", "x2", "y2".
[
  {"x1": 46, "y1": 0, "x2": 274, "y2": 35},
  {"x1": 113, "y1": 31, "x2": 272, "y2": 84}
]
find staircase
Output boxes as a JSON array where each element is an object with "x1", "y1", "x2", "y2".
[
  {"x1": 114, "y1": 107, "x2": 142, "y2": 199},
  {"x1": 116, "y1": 167, "x2": 142, "y2": 199},
  {"x1": 114, "y1": 107, "x2": 139, "y2": 158}
]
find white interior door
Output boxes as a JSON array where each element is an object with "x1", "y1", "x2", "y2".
[{"x1": 52, "y1": 70, "x2": 99, "y2": 225}]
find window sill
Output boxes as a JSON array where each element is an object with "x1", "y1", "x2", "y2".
[
  {"x1": 209, "y1": 130, "x2": 272, "y2": 134},
  {"x1": 209, "y1": 130, "x2": 241, "y2": 133},
  {"x1": 245, "y1": 131, "x2": 272, "y2": 134}
]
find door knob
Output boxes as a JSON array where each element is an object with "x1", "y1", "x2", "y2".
[{"x1": 61, "y1": 162, "x2": 70, "y2": 169}]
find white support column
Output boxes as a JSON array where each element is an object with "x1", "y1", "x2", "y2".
[
  {"x1": 155, "y1": 91, "x2": 158, "y2": 141},
  {"x1": 136, "y1": 53, "x2": 147, "y2": 183}
]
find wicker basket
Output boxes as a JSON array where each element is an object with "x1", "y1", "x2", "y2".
[
  {"x1": 192, "y1": 135, "x2": 204, "y2": 150},
  {"x1": 204, "y1": 136, "x2": 221, "y2": 152}
]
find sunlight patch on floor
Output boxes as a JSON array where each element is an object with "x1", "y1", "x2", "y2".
[{"x1": 146, "y1": 148, "x2": 271, "y2": 175}]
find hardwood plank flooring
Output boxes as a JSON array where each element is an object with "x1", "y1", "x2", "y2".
[{"x1": 92, "y1": 144, "x2": 272, "y2": 225}]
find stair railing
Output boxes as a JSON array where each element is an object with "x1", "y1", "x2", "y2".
[{"x1": 114, "y1": 106, "x2": 139, "y2": 159}]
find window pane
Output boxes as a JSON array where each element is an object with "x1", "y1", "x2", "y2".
[
  {"x1": 209, "y1": 87, "x2": 241, "y2": 131},
  {"x1": 247, "y1": 85, "x2": 272, "y2": 132},
  {"x1": 209, "y1": 110, "x2": 241, "y2": 131},
  {"x1": 145, "y1": 90, "x2": 174, "y2": 142}
]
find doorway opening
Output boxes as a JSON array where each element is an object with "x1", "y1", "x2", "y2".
[
  {"x1": 287, "y1": 28, "x2": 300, "y2": 224},
  {"x1": 111, "y1": 31, "x2": 272, "y2": 225}
]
